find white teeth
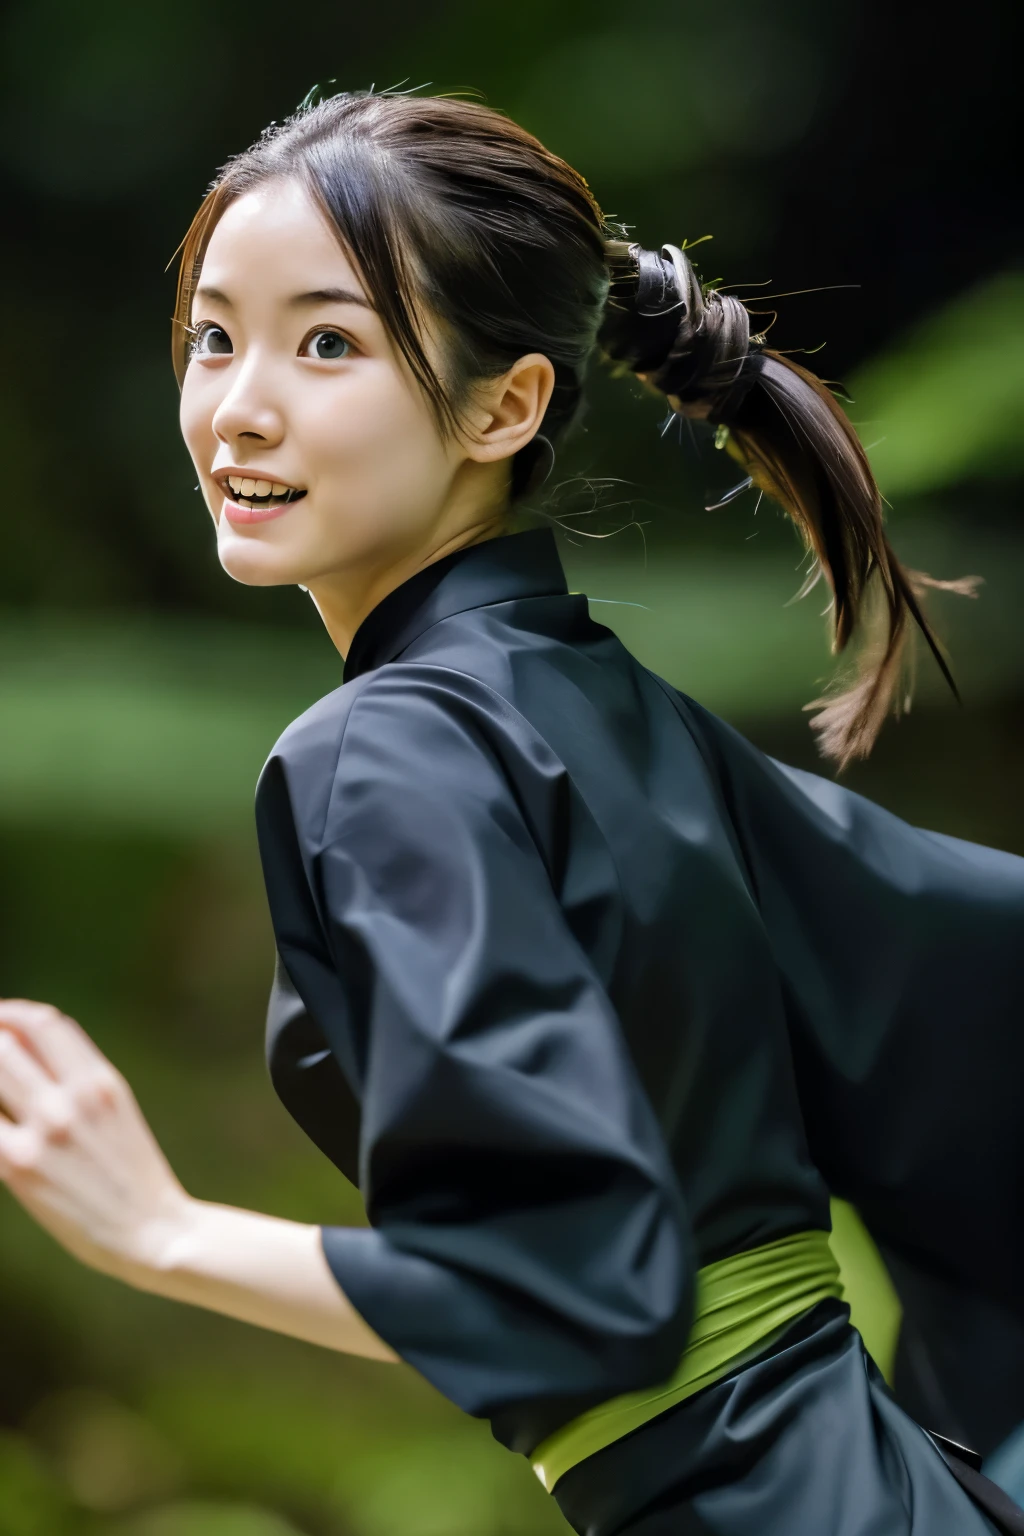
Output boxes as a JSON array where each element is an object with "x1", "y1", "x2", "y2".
[{"x1": 224, "y1": 474, "x2": 297, "y2": 501}]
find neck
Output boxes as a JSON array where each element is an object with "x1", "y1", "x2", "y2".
[
  {"x1": 305, "y1": 456, "x2": 520, "y2": 657},
  {"x1": 307, "y1": 514, "x2": 512, "y2": 660}
]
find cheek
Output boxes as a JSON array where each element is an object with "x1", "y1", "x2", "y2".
[
  {"x1": 178, "y1": 374, "x2": 218, "y2": 475},
  {"x1": 305, "y1": 368, "x2": 453, "y2": 513}
]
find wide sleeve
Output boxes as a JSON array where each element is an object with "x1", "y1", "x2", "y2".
[
  {"x1": 683, "y1": 697, "x2": 1024, "y2": 1326},
  {"x1": 275, "y1": 671, "x2": 693, "y2": 1451}
]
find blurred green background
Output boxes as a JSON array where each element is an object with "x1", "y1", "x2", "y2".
[{"x1": 1, "y1": 1, "x2": 1022, "y2": 1531}]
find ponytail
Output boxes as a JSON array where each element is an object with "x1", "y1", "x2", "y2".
[{"x1": 598, "y1": 241, "x2": 975, "y2": 770}]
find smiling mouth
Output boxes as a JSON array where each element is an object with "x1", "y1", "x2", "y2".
[{"x1": 222, "y1": 474, "x2": 308, "y2": 511}]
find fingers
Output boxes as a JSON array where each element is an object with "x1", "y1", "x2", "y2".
[
  {"x1": 0, "y1": 1107, "x2": 42, "y2": 1180},
  {"x1": 0, "y1": 1029, "x2": 53, "y2": 1119},
  {"x1": 0, "y1": 1029, "x2": 123, "y2": 1181},
  {"x1": 0, "y1": 999, "x2": 108, "y2": 1082},
  {"x1": 0, "y1": 1011, "x2": 121, "y2": 1151},
  {"x1": 0, "y1": 1030, "x2": 100, "y2": 1156}
]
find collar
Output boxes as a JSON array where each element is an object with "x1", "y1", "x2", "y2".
[{"x1": 342, "y1": 527, "x2": 568, "y2": 683}]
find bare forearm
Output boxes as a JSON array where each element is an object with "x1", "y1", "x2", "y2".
[
  {"x1": 128, "y1": 1197, "x2": 398, "y2": 1362},
  {"x1": 0, "y1": 1001, "x2": 396, "y2": 1364}
]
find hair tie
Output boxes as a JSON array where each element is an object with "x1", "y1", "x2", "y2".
[
  {"x1": 608, "y1": 242, "x2": 761, "y2": 424},
  {"x1": 619, "y1": 246, "x2": 690, "y2": 373}
]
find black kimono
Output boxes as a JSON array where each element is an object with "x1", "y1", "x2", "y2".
[{"x1": 255, "y1": 528, "x2": 1024, "y2": 1535}]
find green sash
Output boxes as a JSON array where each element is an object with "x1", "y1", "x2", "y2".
[{"x1": 530, "y1": 1228, "x2": 843, "y2": 1493}]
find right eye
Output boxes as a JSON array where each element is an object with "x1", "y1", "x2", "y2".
[{"x1": 191, "y1": 323, "x2": 233, "y2": 359}]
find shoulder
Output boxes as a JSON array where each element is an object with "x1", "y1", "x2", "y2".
[
  {"x1": 257, "y1": 663, "x2": 565, "y2": 855},
  {"x1": 266, "y1": 661, "x2": 535, "y2": 775}
]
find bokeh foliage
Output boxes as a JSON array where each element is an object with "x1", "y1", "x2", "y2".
[{"x1": 0, "y1": 0, "x2": 1021, "y2": 1530}]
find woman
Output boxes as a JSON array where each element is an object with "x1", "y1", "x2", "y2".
[{"x1": 1, "y1": 92, "x2": 1022, "y2": 1535}]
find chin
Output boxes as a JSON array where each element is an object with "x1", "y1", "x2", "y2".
[{"x1": 216, "y1": 531, "x2": 309, "y2": 589}]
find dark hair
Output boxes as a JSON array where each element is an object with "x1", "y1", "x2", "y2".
[{"x1": 173, "y1": 90, "x2": 968, "y2": 768}]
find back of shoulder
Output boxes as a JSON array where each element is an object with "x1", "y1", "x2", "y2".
[
  {"x1": 269, "y1": 664, "x2": 528, "y2": 767},
  {"x1": 258, "y1": 663, "x2": 550, "y2": 851}
]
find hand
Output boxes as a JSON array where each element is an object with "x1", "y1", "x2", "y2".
[
  {"x1": 0, "y1": 999, "x2": 192, "y2": 1282},
  {"x1": 0, "y1": 1001, "x2": 395, "y2": 1360}
]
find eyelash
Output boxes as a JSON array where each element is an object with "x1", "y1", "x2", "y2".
[
  {"x1": 185, "y1": 323, "x2": 355, "y2": 362},
  {"x1": 299, "y1": 327, "x2": 354, "y2": 360},
  {"x1": 187, "y1": 321, "x2": 226, "y2": 362}
]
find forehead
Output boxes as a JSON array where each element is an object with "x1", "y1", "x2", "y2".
[{"x1": 199, "y1": 178, "x2": 367, "y2": 300}]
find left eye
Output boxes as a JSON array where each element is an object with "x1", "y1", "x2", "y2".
[{"x1": 303, "y1": 330, "x2": 350, "y2": 360}]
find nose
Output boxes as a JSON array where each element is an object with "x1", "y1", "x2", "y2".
[{"x1": 211, "y1": 353, "x2": 285, "y2": 450}]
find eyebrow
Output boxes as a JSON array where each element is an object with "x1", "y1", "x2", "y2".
[
  {"x1": 290, "y1": 287, "x2": 373, "y2": 310},
  {"x1": 194, "y1": 284, "x2": 373, "y2": 310}
]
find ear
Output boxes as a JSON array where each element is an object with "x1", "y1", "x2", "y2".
[{"x1": 461, "y1": 353, "x2": 556, "y2": 465}]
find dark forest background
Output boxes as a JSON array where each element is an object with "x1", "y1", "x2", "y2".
[{"x1": 0, "y1": 2, "x2": 1022, "y2": 1532}]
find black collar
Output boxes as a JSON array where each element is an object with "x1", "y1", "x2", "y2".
[{"x1": 342, "y1": 527, "x2": 568, "y2": 683}]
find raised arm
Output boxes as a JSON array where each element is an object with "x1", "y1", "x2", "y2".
[{"x1": 0, "y1": 998, "x2": 395, "y2": 1362}]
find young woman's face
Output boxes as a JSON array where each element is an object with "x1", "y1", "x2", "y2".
[{"x1": 179, "y1": 177, "x2": 472, "y2": 592}]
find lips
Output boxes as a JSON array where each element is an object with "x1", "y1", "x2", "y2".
[
  {"x1": 214, "y1": 471, "x2": 307, "y2": 527},
  {"x1": 222, "y1": 496, "x2": 297, "y2": 526}
]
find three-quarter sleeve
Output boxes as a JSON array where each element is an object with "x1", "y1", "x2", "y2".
[{"x1": 277, "y1": 670, "x2": 693, "y2": 1450}]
